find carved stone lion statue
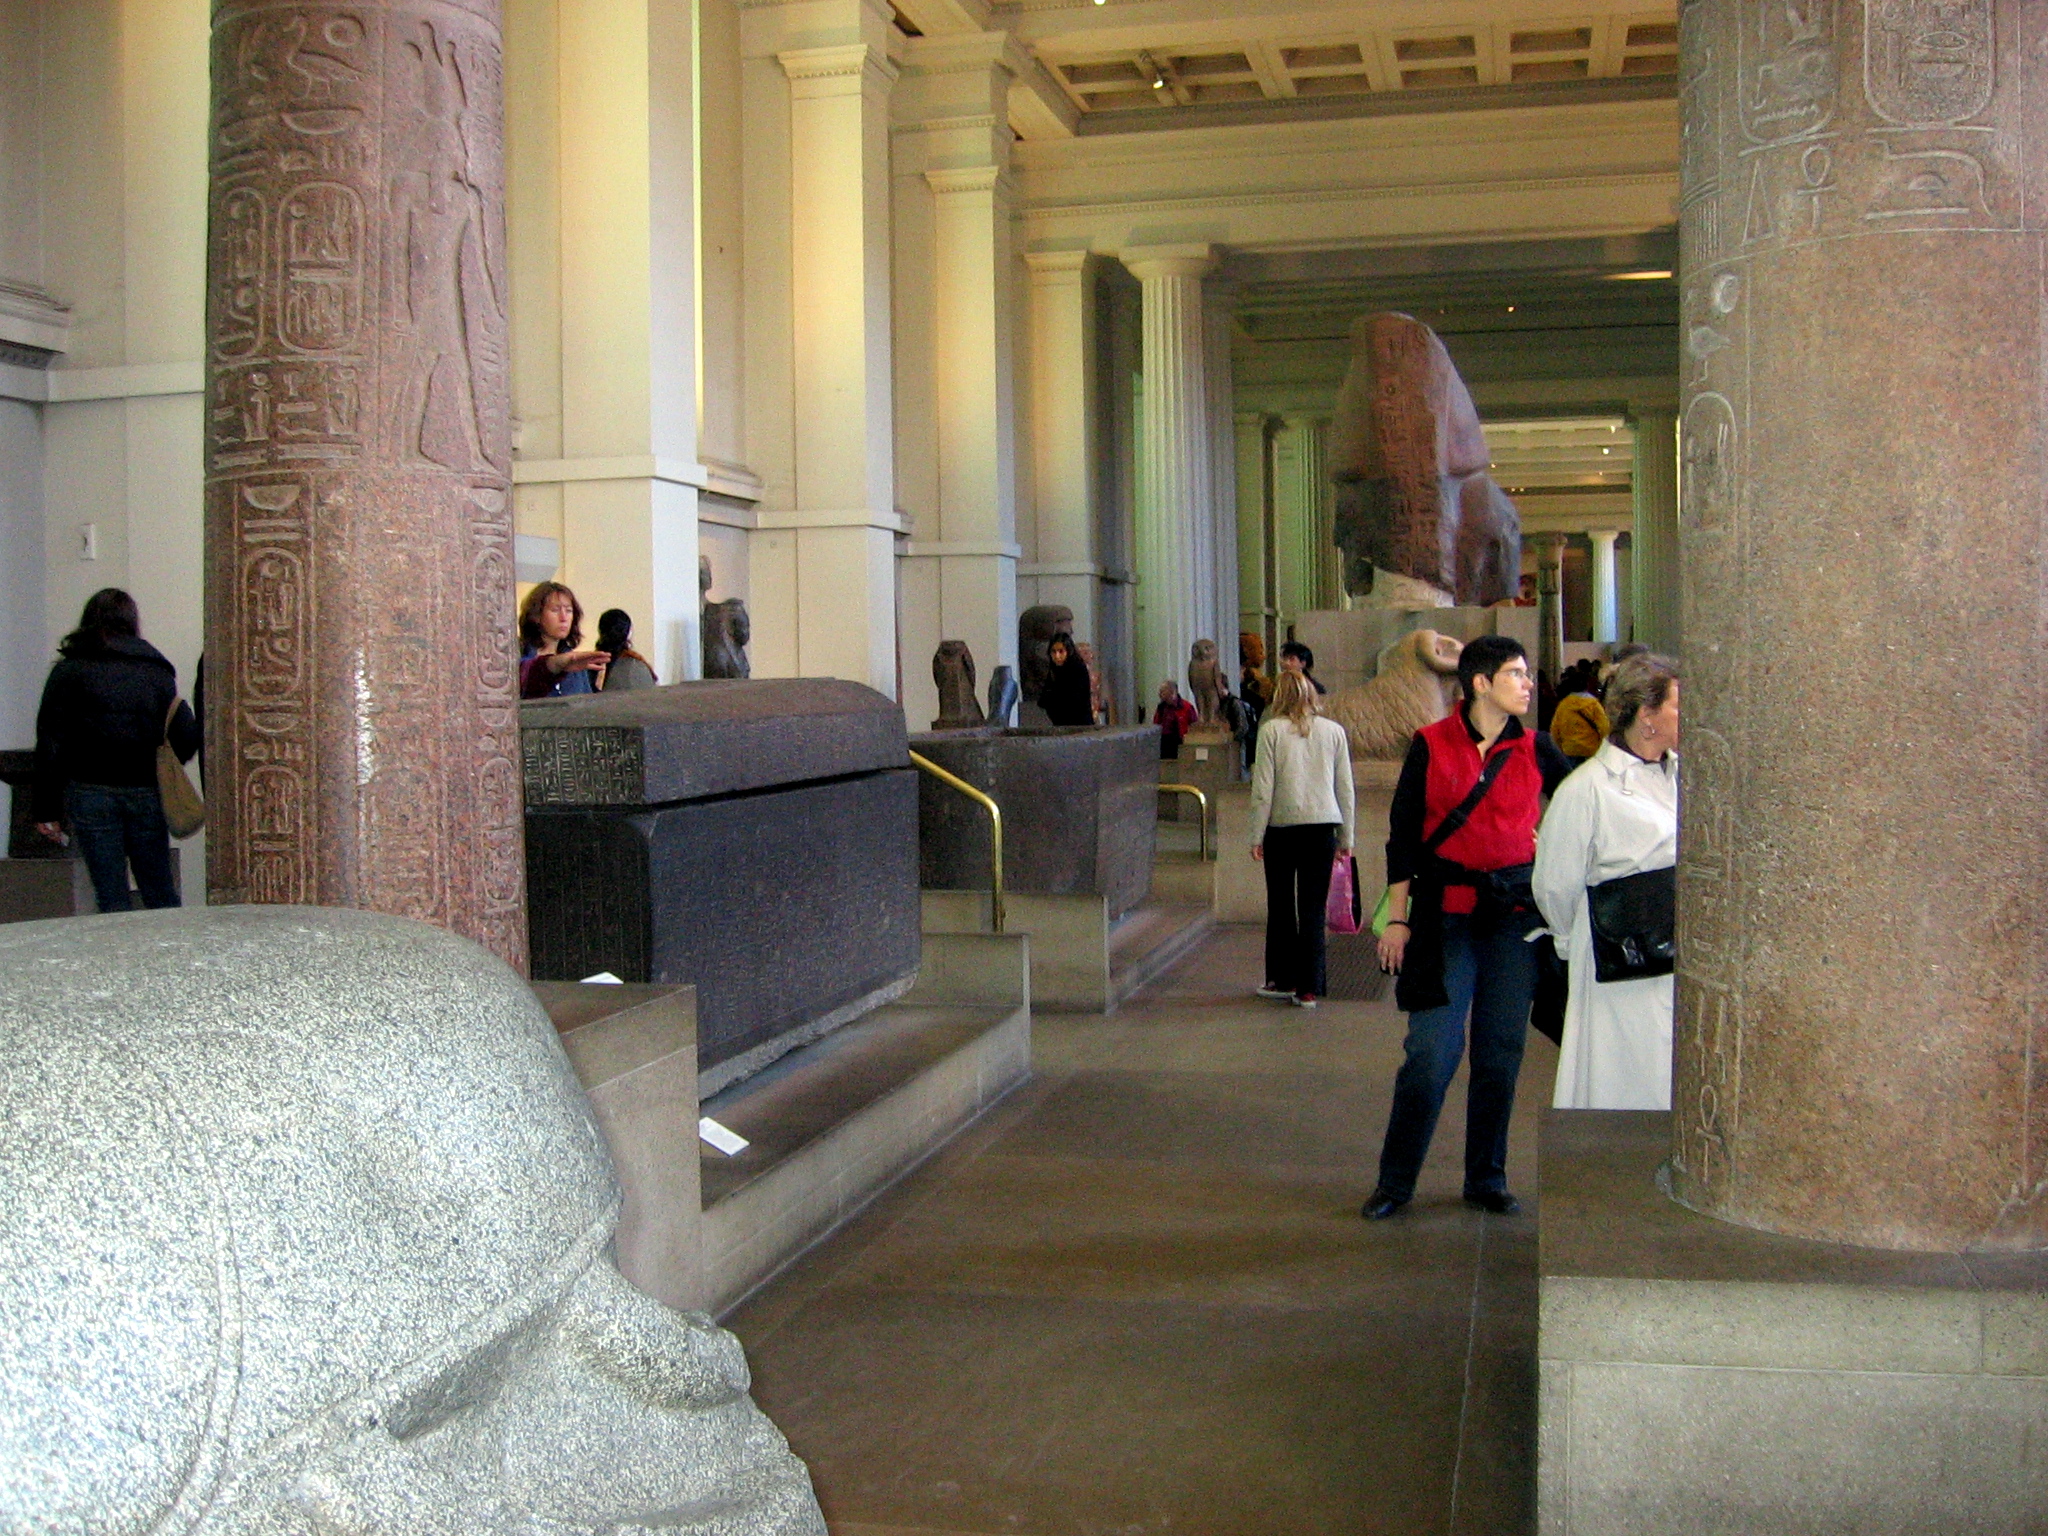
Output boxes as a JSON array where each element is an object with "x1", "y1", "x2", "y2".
[
  {"x1": 1326, "y1": 628, "x2": 1464, "y2": 760},
  {"x1": 0, "y1": 907, "x2": 825, "y2": 1534},
  {"x1": 1187, "y1": 638, "x2": 1224, "y2": 724}
]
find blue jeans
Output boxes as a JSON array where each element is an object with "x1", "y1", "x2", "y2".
[
  {"x1": 65, "y1": 783, "x2": 180, "y2": 913},
  {"x1": 1374, "y1": 913, "x2": 1534, "y2": 1200}
]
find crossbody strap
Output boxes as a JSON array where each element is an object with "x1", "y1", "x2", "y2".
[{"x1": 1421, "y1": 738, "x2": 1516, "y2": 858}]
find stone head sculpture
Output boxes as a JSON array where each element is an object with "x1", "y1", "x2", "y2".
[
  {"x1": 0, "y1": 906, "x2": 824, "y2": 1534},
  {"x1": 932, "y1": 640, "x2": 985, "y2": 730},
  {"x1": 1328, "y1": 313, "x2": 1521, "y2": 607},
  {"x1": 1018, "y1": 604, "x2": 1075, "y2": 703},
  {"x1": 702, "y1": 598, "x2": 752, "y2": 679},
  {"x1": 1187, "y1": 639, "x2": 1224, "y2": 724}
]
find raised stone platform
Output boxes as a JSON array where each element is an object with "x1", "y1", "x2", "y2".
[
  {"x1": 922, "y1": 889, "x2": 1209, "y2": 1013},
  {"x1": 1538, "y1": 1110, "x2": 2048, "y2": 1535}
]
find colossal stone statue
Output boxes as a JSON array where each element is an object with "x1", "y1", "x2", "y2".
[
  {"x1": 203, "y1": 1, "x2": 526, "y2": 968},
  {"x1": 1328, "y1": 313, "x2": 1521, "y2": 608},
  {"x1": 1326, "y1": 629, "x2": 1464, "y2": 760},
  {"x1": 0, "y1": 907, "x2": 825, "y2": 1533},
  {"x1": 1018, "y1": 604, "x2": 1075, "y2": 704},
  {"x1": 932, "y1": 640, "x2": 985, "y2": 731}
]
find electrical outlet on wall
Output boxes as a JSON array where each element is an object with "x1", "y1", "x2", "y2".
[{"x1": 78, "y1": 523, "x2": 98, "y2": 561}]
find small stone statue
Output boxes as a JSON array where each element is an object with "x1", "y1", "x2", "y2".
[
  {"x1": 986, "y1": 665, "x2": 1019, "y2": 728},
  {"x1": 932, "y1": 641, "x2": 985, "y2": 730},
  {"x1": 698, "y1": 556, "x2": 751, "y2": 679},
  {"x1": 1188, "y1": 638, "x2": 1224, "y2": 724}
]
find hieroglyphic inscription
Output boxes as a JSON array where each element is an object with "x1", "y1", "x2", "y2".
[
  {"x1": 1738, "y1": 0, "x2": 1837, "y2": 145},
  {"x1": 207, "y1": 2, "x2": 522, "y2": 969},
  {"x1": 521, "y1": 731, "x2": 646, "y2": 808},
  {"x1": 1865, "y1": 0, "x2": 1994, "y2": 126}
]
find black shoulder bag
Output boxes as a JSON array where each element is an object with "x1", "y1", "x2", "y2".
[{"x1": 1587, "y1": 865, "x2": 1677, "y2": 982}]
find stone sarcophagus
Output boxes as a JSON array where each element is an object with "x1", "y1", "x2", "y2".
[
  {"x1": 909, "y1": 726, "x2": 1158, "y2": 920},
  {"x1": 523, "y1": 680, "x2": 919, "y2": 1094}
]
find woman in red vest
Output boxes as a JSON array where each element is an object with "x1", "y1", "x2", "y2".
[{"x1": 1363, "y1": 635, "x2": 1572, "y2": 1220}]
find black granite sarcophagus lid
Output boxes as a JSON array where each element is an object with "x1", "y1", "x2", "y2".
[{"x1": 521, "y1": 678, "x2": 908, "y2": 807}]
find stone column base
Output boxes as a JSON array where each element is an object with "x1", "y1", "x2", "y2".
[{"x1": 1538, "y1": 1111, "x2": 2048, "y2": 1535}]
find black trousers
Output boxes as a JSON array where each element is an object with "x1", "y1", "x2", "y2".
[{"x1": 1262, "y1": 823, "x2": 1338, "y2": 996}]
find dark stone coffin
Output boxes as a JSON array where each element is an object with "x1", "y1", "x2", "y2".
[
  {"x1": 908, "y1": 726, "x2": 1158, "y2": 919},
  {"x1": 523, "y1": 680, "x2": 920, "y2": 1089}
]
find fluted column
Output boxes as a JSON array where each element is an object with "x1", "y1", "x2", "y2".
[
  {"x1": 1023, "y1": 249, "x2": 1101, "y2": 636},
  {"x1": 1535, "y1": 534, "x2": 1565, "y2": 681},
  {"x1": 1205, "y1": 287, "x2": 1240, "y2": 663},
  {"x1": 1630, "y1": 404, "x2": 1679, "y2": 653},
  {"x1": 205, "y1": 0, "x2": 525, "y2": 969},
  {"x1": 1124, "y1": 244, "x2": 1216, "y2": 701},
  {"x1": 1670, "y1": 0, "x2": 2048, "y2": 1251},
  {"x1": 1589, "y1": 529, "x2": 1620, "y2": 644}
]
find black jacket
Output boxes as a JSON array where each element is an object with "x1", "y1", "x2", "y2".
[{"x1": 33, "y1": 635, "x2": 199, "y2": 821}]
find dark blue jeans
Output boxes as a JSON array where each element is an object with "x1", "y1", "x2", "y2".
[
  {"x1": 1374, "y1": 913, "x2": 1534, "y2": 1201},
  {"x1": 65, "y1": 783, "x2": 180, "y2": 913}
]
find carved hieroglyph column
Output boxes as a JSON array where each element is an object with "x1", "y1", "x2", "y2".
[
  {"x1": 1629, "y1": 403, "x2": 1680, "y2": 652},
  {"x1": 1669, "y1": 0, "x2": 2047, "y2": 1250},
  {"x1": 1126, "y1": 245, "x2": 1216, "y2": 702},
  {"x1": 1534, "y1": 533, "x2": 1565, "y2": 680},
  {"x1": 205, "y1": 0, "x2": 526, "y2": 971}
]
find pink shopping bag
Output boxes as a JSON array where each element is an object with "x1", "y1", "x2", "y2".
[{"x1": 1326, "y1": 850, "x2": 1363, "y2": 935}]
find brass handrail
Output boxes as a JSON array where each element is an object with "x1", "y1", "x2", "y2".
[
  {"x1": 908, "y1": 751, "x2": 1005, "y2": 935},
  {"x1": 1158, "y1": 783, "x2": 1211, "y2": 862}
]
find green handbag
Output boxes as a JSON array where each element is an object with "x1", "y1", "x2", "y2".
[{"x1": 1370, "y1": 884, "x2": 1393, "y2": 938}]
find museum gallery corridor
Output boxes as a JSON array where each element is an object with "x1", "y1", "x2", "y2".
[{"x1": 729, "y1": 926, "x2": 1555, "y2": 1536}]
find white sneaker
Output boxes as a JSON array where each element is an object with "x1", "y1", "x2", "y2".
[{"x1": 1256, "y1": 984, "x2": 1292, "y2": 1000}]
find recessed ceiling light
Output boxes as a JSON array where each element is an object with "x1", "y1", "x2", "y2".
[
  {"x1": 1506, "y1": 304, "x2": 1516, "y2": 312},
  {"x1": 1607, "y1": 269, "x2": 1674, "y2": 281}
]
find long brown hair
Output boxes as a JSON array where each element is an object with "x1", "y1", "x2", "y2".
[
  {"x1": 519, "y1": 581, "x2": 582, "y2": 653},
  {"x1": 1268, "y1": 670, "x2": 1319, "y2": 736}
]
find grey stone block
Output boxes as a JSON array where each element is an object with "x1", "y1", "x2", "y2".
[{"x1": 910, "y1": 725, "x2": 1158, "y2": 919}]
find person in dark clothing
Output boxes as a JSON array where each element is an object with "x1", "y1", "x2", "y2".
[
  {"x1": 1361, "y1": 634, "x2": 1573, "y2": 1221},
  {"x1": 594, "y1": 608, "x2": 659, "y2": 692},
  {"x1": 32, "y1": 589, "x2": 199, "y2": 912},
  {"x1": 1278, "y1": 640, "x2": 1328, "y2": 696},
  {"x1": 1038, "y1": 634, "x2": 1095, "y2": 727},
  {"x1": 519, "y1": 581, "x2": 609, "y2": 698}
]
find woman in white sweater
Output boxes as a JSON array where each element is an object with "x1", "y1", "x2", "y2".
[{"x1": 1249, "y1": 672, "x2": 1357, "y2": 1007}]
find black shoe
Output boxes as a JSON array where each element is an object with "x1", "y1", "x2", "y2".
[
  {"x1": 1463, "y1": 1189, "x2": 1522, "y2": 1215},
  {"x1": 1360, "y1": 1191, "x2": 1409, "y2": 1221}
]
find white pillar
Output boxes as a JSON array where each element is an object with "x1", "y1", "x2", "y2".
[
  {"x1": 1205, "y1": 287, "x2": 1239, "y2": 667},
  {"x1": 1234, "y1": 409, "x2": 1270, "y2": 654},
  {"x1": 758, "y1": 22, "x2": 901, "y2": 696},
  {"x1": 1589, "y1": 528, "x2": 1621, "y2": 644},
  {"x1": 894, "y1": 37, "x2": 1021, "y2": 727},
  {"x1": 1024, "y1": 249, "x2": 1100, "y2": 637},
  {"x1": 508, "y1": 0, "x2": 703, "y2": 683},
  {"x1": 1124, "y1": 244, "x2": 1215, "y2": 701}
]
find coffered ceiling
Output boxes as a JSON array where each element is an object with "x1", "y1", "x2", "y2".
[{"x1": 894, "y1": 1, "x2": 1681, "y2": 136}]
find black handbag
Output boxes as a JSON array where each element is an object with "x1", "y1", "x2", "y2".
[{"x1": 1586, "y1": 865, "x2": 1676, "y2": 982}]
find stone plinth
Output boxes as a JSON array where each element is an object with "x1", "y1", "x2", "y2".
[
  {"x1": 1539, "y1": 1111, "x2": 2048, "y2": 1535},
  {"x1": 204, "y1": 1, "x2": 526, "y2": 969},
  {"x1": 910, "y1": 726, "x2": 1158, "y2": 920},
  {"x1": 524, "y1": 680, "x2": 920, "y2": 1095},
  {"x1": 1673, "y1": 0, "x2": 2048, "y2": 1249}
]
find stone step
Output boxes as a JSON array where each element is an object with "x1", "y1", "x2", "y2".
[{"x1": 1107, "y1": 901, "x2": 1215, "y2": 1008}]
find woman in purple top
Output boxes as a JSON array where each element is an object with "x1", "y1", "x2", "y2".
[{"x1": 519, "y1": 582, "x2": 609, "y2": 698}]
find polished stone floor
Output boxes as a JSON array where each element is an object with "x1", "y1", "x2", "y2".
[{"x1": 728, "y1": 924, "x2": 1560, "y2": 1536}]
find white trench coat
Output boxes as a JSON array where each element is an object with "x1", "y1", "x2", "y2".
[{"x1": 1532, "y1": 740, "x2": 1679, "y2": 1110}]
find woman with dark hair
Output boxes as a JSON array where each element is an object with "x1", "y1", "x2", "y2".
[
  {"x1": 594, "y1": 609, "x2": 658, "y2": 693},
  {"x1": 519, "y1": 581, "x2": 609, "y2": 698},
  {"x1": 1533, "y1": 651, "x2": 1681, "y2": 1109},
  {"x1": 1037, "y1": 633, "x2": 1095, "y2": 727},
  {"x1": 31, "y1": 588, "x2": 199, "y2": 911}
]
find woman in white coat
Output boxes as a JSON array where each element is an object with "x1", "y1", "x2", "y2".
[{"x1": 1532, "y1": 653, "x2": 1681, "y2": 1109}]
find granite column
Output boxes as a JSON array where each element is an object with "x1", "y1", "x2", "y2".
[
  {"x1": 1670, "y1": 0, "x2": 2048, "y2": 1250},
  {"x1": 204, "y1": 0, "x2": 526, "y2": 969}
]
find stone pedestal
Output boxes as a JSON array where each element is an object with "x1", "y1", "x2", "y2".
[
  {"x1": 1539, "y1": 1111, "x2": 2048, "y2": 1535},
  {"x1": 204, "y1": 0, "x2": 525, "y2": 968},
  {"x1": 522, "y1": 680, "x2": 919, "y2": 1096},
  {"x1": 1672, "y1": 0, "x2": 2048, "y2": 1251},
  {"x1": 910, "y1": 725, "x2": 1157, "y2": 920}
]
